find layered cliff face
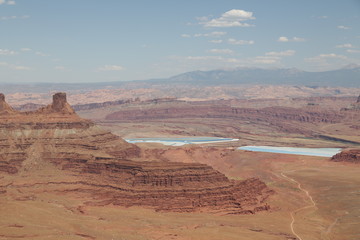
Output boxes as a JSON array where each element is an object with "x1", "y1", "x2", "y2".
[
  {"x1": 331, "y1": 149, "x2": 360, "y2": 163},
  {"x1": 105, "y1": 104, "x2": 343, "y2": 124},
  {"x1": 0, "y1": 93, "x2": 273, "y2": 213}
]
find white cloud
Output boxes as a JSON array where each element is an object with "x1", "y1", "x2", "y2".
[
  {"x1": 318, "y1": 53, "x2": 347, "y2": 59},
  {"x1": 179, "y1": 55, "x2": 240, "y2": 63},
  {"x1": 196, "y1": 16, "x2": 209, "y2": 22},
  {"x1": 208, "y1": 48, "x2": 234, "y2": 55},
  {"x1": 252, "y1": 56, "x2": 280, "y2": 64},
  {"x1": 248, "y1": 50, "x2": 295, "y2": 65},
  {"x1": 346, "y1": 49, "x2": 360, "y2": 53},
  {"x1": 98, "y1": 65, "x2": 125, "y2": 71},
  {"x1": 209, "y1": 39, "x2": 223, "y2": 44},
  {"x1": 170, "y1": 54, "x2": 283, "y2": 70},
  {"x1": 0, "y1": 0, "x2": 15, "y2": 4},
  {"x1": 1, "y1": 15, "x2": 29, "y2": 20},
  {"x1": 166, "y1": 52, "x2": 296, "y2": 73},
  {"x1": 249, "y1": 51, "x2": 295, "y2": 65},
  {"x1": 336, "y1": 43, "x2": 354, "y2": 48},
  {"x1": 228, "y1": 38, "x2": 254, "y2": 45},
  {"x1": 265, "y1": 50, "x2": 296, "y2": 56},
  {"x1": 178, "y1": 55, "x2": 241, "y2": 67},
  {"x1": 20, "y1": 48, "x2": 32, "y2": 52},
  {"x1": 318, "y1": 16, "x2": 328, "y2": 19},
  {"x1": 337, "y1": 25, "x2": 350, "y2": 30},
  {"x1": 305, "y1": 53, "x2": 348, "y2": 63},
  {"x1": 278, "y1": 36, "x2": 305, "y2": 42},
  {"x1": 293, "y1": 37, "x2": 305, "y2": 42},
  {"x1": 181, "y1": 34, "x2": 191, "y2": 38},
  {"x1": 1, "y1": 16, "x2": 16, "y2": 20},
  {"x1": 304, "y1": 53, "x2": 357, "y2": 71},
  {"x1": 278, "y1": 36, "x2": 289, "y2": 42},
  {"x1": 199, "y1": 9, "x2": 255, "y2": 28},
  {"x1": 186, "y1": 55, "x2": 242, "y2": 66},
  {"x1": 0, "y1": 61, "x2": 31, "y2": 70},
  {"x1": 35, "y1": 51, "x2": 49, "y2": 57},
  {"x1": 194, "y1": 31, "x2": 227, "y2": 37},
  {"x1": 223, "y1": 9, "x2": 253, "y2": 19},
  {"x1": 13, "y1": 65, "x2": 30, "y2": 70},
  {"x1": 0, "y1": 49, "x2": 17, "y2": 55}
]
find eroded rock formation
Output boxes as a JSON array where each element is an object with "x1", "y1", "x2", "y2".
[
  {"x1": 331, "y1": 149, "x2": 360, "y2": 163},
  {"x1": 105, "y1": 104, "x2": 343, "y2": 124},
  {"x1": 0, "y1": 93, "x2": 273, "y2": 213},
  {"x1": 0, "y1": 93, "x2": 15, "y2": 113}
]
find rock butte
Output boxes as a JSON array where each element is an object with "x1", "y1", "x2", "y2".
[
  {"x1": 331, "y1": 149, "x2": 360, "y2": 163},
  {"x1": 0, "y1": 93, "x2": 273, "y2": 213}
]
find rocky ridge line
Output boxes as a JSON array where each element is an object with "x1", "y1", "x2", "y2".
[
  {"x1": 0, "y1": 92, "x2": 274, "y2": 213},
  {"x1": 105, "y1": 104, "x2": 343, "y2": 124}
]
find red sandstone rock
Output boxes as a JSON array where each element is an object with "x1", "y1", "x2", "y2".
[
  {"x1": 0, "y1": 93, "x2": 15, "y2": 114},
  {"x1": 36, "y1": 92, "x2": 75, "y2": 114},
  {"x1": 0, "y1": 93, "x2": 274, "y2": 214},
  {"x1": 331, "y1": 149, "x2": 360, "y2": 163},
  {"x1": 105, "y1": 104, "x2": 343, "y2": 124}
]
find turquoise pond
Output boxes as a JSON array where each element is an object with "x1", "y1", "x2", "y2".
[
  {"x1": 238, "y1": 146, "x2": 342, "y2": 157},
  {"x1": 125, "y1": 137, "x2": 239, "y2": 146},
  {"x1": 125, "y1": 138, "x2": 342, "y2": 157}
]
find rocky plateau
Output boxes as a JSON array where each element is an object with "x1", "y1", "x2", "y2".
[{"x1": 0, "y1": 92, "x2": 274, "y2": 214}]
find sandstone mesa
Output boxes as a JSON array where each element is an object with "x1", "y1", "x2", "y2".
[{"x1": 0, "y1": 92, "x2": 274, "y2": 213}]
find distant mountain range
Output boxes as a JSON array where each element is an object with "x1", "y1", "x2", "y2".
[
  {"x1": 164, "y1": 65, "x2": 360, "y2": 87},
  {"x1": 1, "y1": 65, "x2": 359, "y2": 93}
]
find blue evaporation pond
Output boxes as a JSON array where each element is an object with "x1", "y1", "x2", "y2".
[
  {"x1": 238, "y1": 146, "x2": 342, "y2": 157},
  {"x1": 125, "y1": 137, "x2": 238, "y2": 146}
]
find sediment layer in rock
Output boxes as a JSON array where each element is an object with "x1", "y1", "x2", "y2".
[
  {"x1": 105, "y1": 104, "x2": 343, "y2": 124},
  {"x1": 0, "y1": 93, "x2": 274, "y2": 213}
]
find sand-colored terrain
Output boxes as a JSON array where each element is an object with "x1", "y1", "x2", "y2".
[
  {"x1": 1, "y1": 93, "x2": 359, "y2": 239},
  {"x1": 1, "y1": 147, "x2": 359, "y2": 239}
]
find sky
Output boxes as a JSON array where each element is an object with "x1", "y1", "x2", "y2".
[{"x1": 0, "y1": 0, "x2": 359, "y2": 83}]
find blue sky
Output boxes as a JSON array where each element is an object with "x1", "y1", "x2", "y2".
[{"x1": 0, "y1": 0, "x2": 359, "y2": 83}]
